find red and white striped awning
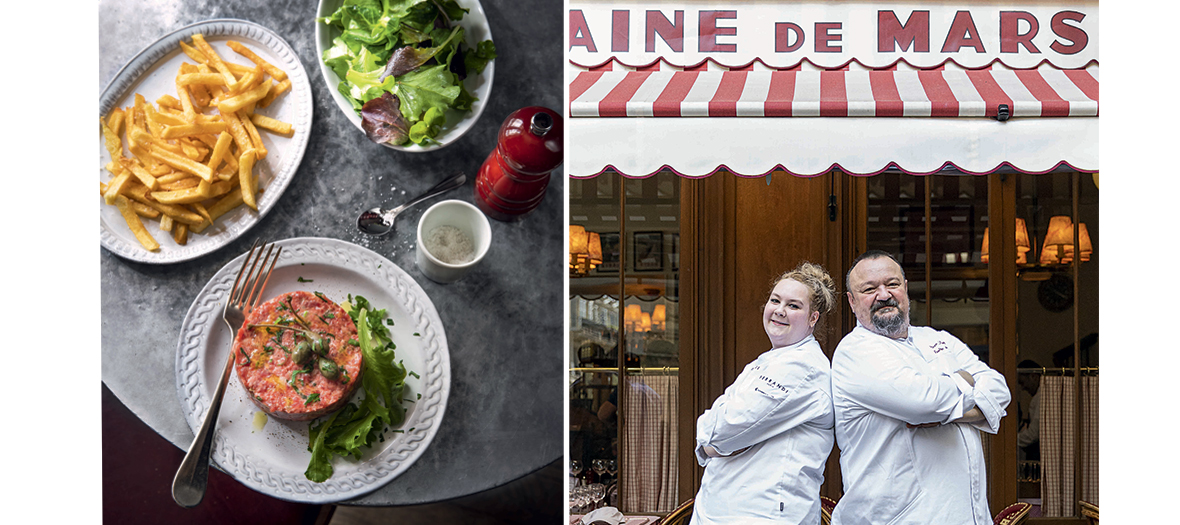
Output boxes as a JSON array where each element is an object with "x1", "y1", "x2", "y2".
[
  {"x1": 570, "y1": 66, "x2": 1099, "y2": 119},
  {"x1": 567, "y1": 64, "x2": 1099, "y2": 178}
]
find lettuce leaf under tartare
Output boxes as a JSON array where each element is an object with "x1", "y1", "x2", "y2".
[{"x1": 305, "y1": 295, "x2": 410, "y2": 483}]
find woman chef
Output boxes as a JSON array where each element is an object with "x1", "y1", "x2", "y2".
[{"x1": 689, "y1": 262, "x2": 836, "y2": 525}]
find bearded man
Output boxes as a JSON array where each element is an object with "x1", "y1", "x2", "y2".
[{"x1": 830, "y1": 250, "x2": 1010, "y2": 525}]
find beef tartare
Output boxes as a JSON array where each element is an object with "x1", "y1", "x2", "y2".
[{"x1": 233, "y1": 291, "x2": 363, "y2": 421}]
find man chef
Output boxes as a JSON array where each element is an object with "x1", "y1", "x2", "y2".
[{"x1": 830, "y1": 250, "x2": 1010, "y2": 525}]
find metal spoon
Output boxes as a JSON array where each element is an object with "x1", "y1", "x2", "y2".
[{"x1": 357, "y1": 172, "x2": 466, "y2": 236}]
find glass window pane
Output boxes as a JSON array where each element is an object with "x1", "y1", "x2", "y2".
[
  {"x1": 1013, "y1": 172, "x2": 1099, "y2": 518},
  {"x1": 925, "y1": 175, "x2": 990, "y2": 363},
  {"x1": 865, "y1": 174, "x2": 989, "y2": 358},
  {"x1": 570, "y1": 173, "x2": 621, "y2": 497},
  {"x1": 570, "y1": 171, "x2": 681, "y2": 514},
  {"x1": 619, "y1": 173, "x2": 680, "y2": 513}
]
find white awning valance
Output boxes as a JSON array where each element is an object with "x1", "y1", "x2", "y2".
[{"x1": 568, "y1": 116, "x2": 1096, "y2": 178}]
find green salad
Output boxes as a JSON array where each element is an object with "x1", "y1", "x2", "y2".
[
  {"x1": 319, "y1": 0, "x2": 496, "y2": 146},
  {"x1": 305, "y1": 295, "x2": 410, "y2": 482}
]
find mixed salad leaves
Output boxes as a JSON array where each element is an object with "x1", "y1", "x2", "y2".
[
  {"x1": 305, "y1": 295, "x2": 410, "y2": 482},
  {"x1": 319, "y1": 0, "x2": 496, "y2": 146}
]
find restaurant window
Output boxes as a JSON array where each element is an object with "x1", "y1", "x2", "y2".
[
  {"x1": 863, "y1": 171, "x2": 1098, "y2": 519},
  {"x1": 1012, "y1": 172, "x2": 1099, "y2": 519},
  {"x1": 570, "y1": 170, "x2": 681, "y2": 514},
  {"x1": 865, "y1": 173, "x2": 991, "y2": 357}
]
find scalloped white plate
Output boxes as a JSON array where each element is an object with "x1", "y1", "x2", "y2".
[
  {"x1": 174, "y1": 237, "x2": 450, "y2": 503},
  {"x1": 99, "y1": 19, "x2": 313, "y2": 264},
  {"x1": 314, "y1": 0, "x2": 494, "y2": 152}
]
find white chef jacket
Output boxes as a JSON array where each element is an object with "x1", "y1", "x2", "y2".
[
  {"x1": 831, "y1": 324, "x2": 1010, "y2": 525},
  {"x1": 689, "y1": 335, "x2": 834, "y2": 525}
]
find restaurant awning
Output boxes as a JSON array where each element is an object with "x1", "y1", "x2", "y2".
[
  {"x1": 567, "y1": 1, "x2": 1099, "y2": 178},
  {"x1": 571, "y1": 66, "x2": 1098, "y2": 119}
]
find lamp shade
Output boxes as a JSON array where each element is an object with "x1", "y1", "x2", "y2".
[
  {"x1": 1016, "y1": 218, "x2": 1031, "y2": 253},
  {"x1": 1078, "y1": 223, "x2": 1093, "y2": 261},
  {"x1": 1043, "y1": 216, "x2": 1074, "y2": 245},
  {"x1": 625, "y1": 304, "x2": 642, "y2": 328},
  {"x1": 1039, "y1": 216, "x2": 1095, "y2": 265},
  {"x1": 1016, "y1": 218, "x2": 1031, "y2": 264},
  {"x1": 1056, "y1": 223, "x2": 1093, "y2": 263},
  {"x1": 640, "y1": 312, "x2": 651, "y2": 332},
  {"x1": 652, "y1": 304, "x2": 666, "y2": 331},
  {"x1": 652, "y1": 304, "x2": 666, "y2": 323},
  {"x1": 981, "y1": 218, "x2": 1031, "y2": 264},
  {"x1": 570, "y1": 225, "x2": 588, "y2": 256},
  {"x1": 588, "y1": 232, "x2": 602, "y2": 264},
  {"x1": 981, "y1": 227, "x2": 989, "y2": 263}
]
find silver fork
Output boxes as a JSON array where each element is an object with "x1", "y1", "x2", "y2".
[{"x1": 172, "y1": 240, "x2": 281, "y2": 508}]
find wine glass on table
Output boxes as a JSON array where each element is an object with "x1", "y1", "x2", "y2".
[
  {"x1": 576, "y1": 485, "x2": 593, "y2": 513},
  {"x1": 571, "y1": 483, "x2": 594, "y2": 512},
  {"x1": 606, "y1": 459, "x2": 618, "y2": 482},
  {"x1": 591, "y1": 483, "x2": 607, "y2": 510},
  {"x1": 570, "y1": 459, "x2": 583, "y2": 488},
  {"x1": 592, "y1": 459, "x2": 607, "y2": 482}
]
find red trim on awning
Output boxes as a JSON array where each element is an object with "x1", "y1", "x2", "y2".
[
  {"x1": 569, "y1": 56, "x2": 1099, "y2": 75},
  {"x1": 571, "y1": 160, "x2": 1096, "y2": 180}
]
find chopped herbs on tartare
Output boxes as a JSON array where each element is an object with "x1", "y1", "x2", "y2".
[
  {"x1": 233, "y1": 291, "x2": 362, "y2": 422},
  {"x1": 319, "y1": 0, "x2": 496, "y2": 146}
]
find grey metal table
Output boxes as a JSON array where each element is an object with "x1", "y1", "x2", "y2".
[{"x1": 99, "y1": 0, "x2": 563, "y2": 506}]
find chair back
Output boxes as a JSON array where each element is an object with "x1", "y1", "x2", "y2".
[
  {"x1": 992, "y1": 502, "x2": 1031, "y2": 525},
  {"x1": 657, "y1": 498, "x2": 694, "y2": 525},
  {"x1": 820, "y1": 496, "x2": 838, "y2": 525},
  {"x1": 1079, "y1": 500, "x2": 1099, "y2": 524}
]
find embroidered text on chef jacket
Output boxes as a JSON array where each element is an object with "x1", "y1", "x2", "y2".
[
  {"x1": 831, "y1": 324, "x2": 1010, "y2": 525},
  {"x1": 690, "y1": 335, "x2": 834, "y2": 525}
]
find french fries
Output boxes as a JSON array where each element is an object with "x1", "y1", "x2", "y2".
[
  {"x1": 239, "y1": 149, "x2": 258, "y2": 211},
  {"x1": 227, "y1": 40, "x2": 287, "y2": 81},
  {"x1": 114, "y1": 195, "x2": 160, "y2": 252},
  {"x1": 99, "y1": 35, "x2": 294, "y2": 252},
  {"x1": 250, "y1": 114, "x2": 293, "y2": 136}
]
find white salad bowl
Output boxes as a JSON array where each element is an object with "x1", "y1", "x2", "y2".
[{"x1": 314, "y1": 0, "x2": 495, "y2": 152}]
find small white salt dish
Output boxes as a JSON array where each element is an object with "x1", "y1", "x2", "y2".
[{"x1": 416, "y1": 199, "x2": 492, "y2": 283}]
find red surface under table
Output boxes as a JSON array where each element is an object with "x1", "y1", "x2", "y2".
[{"x1": 102, "y1": 382, "x2": 331, "y2": 524}]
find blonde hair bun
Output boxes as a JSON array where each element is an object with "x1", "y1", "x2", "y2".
[{"x1": 775, "y1": 261, "x2": 837, "y2": 316}]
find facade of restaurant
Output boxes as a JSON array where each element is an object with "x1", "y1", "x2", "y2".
[{"x1": 567, "y1": 1, "x2": 1098, "y2": 522}]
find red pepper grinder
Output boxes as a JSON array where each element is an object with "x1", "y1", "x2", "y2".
[{"x1": 474, "y1": 106, "x2": 563, "y2": 221}]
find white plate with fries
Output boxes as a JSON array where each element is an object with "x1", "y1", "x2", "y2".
[
  {"x1": 99, "y1": 19, "x2": 313, "y2": 264},
  {"x1": 175, "y1": 237, "x2": 450, "y2": 503}
]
